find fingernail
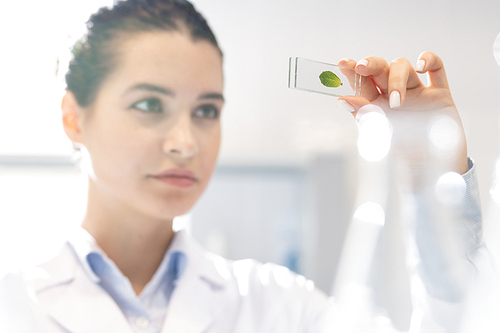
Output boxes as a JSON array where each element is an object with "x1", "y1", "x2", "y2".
[
  {"x1": 390, "y1": 91, "x2": 401, "y2": 109},
  {"x1": 357, "y1": 58, "x2": 369, "y2": 67},
  {"x1": 336, "y1": 99, "x2": 356, "y2": 112},
  {"x1": 339, "y1": 58, "x2": 351, "y2": 63},
  {"x1": 415, "y1": 59, "x2": 426, "y2": 72}
]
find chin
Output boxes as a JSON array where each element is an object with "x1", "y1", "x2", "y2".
[
  {"x1": 152, "y1": 211, "x2": 190, "y2": 223},
  {"x1": 150, "y1": 197, "x2": 197, "y2": 220},
  {"x1": 142, "y1": 183, "x2": 206, "y2": 220}
]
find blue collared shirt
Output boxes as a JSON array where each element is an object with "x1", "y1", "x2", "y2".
[{"x1": 68, "y1": 228, "x2": 187, "y2": 333}]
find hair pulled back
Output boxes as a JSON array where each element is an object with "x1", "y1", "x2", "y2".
[{"x1": 66, "y1": 0, "x2": 221, "y2": 107}]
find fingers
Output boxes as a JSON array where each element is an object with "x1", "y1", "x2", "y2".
[
  {"x1": 337, "y1": 59, "x2": 358, "y2": 91},
  {"x1": 337, "y1": 52, "x2": 448, "y2": 111},
  {"x1": 337, "y1": 95, "x2": 372, "y2": 117},
  {"x1": 388, "y1": 57, "x2": 422, "y2": 108},
  {"x1": 416, "y1": 51, "x2": 449, "y2": 89},
  {"x1": 355, "y1": 56, "x2": 389, "y2": 100},
  {"x1": 354, "y1": 56, "x2": 424, "y2": 109},
  {"x1": 339, "y1": 95, "x2": 372, "y2": 110},
  {"x1": 336, "y1": 96, "x2": 388, "y2": 122}
]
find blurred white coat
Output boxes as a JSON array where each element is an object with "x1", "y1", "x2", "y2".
[{"x1": 0, "y1": 230, "x2": 332, "y2": 333}]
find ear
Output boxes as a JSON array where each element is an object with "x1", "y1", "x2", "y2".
[{"x1": 61, "y1": 91, "x2": 84, "y2": 144}]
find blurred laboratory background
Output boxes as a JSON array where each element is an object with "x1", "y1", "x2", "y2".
[{"x1": 1, "y1": 0, "x2": 500, "y2": 296}]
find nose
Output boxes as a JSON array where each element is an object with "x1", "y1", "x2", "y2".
[{"x1": 162, "y1": 114, "x2": 199, "y2": 162}]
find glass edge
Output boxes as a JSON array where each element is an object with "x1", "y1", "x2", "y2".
[
  {"x1": 290, "y1": 86, "x2": 344, "y2": 98},
  {"x1": 295, "y1": 57, "x2": 354, "y2": 71}
]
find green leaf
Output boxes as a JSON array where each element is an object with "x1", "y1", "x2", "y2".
[{"x1": 319, "y1": 71, "x2": 343, "y2": 88}]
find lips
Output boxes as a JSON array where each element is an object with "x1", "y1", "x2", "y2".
[{"x1": 150, "y1": 169, "x2": 198, "y2": 188}]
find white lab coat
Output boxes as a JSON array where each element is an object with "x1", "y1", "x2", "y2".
[
  {"x1": 0, "y1": 230, "x2": 333, "y2": 333},
  {"x1": 0, "y1": 161, "x2": 492, "y2": 332}
]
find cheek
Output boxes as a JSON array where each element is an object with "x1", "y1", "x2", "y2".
[
  {"x1": 199, "y1": 130, "x2": 221, "y2": 176},
  {"x1": 85, "y1": 121, "x2": 153, "y2": 179}
]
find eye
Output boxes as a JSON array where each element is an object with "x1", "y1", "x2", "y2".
[
  {"x1": 193, "y1": 104, "x2": 219, "y2": 120},
  {"x1": 131, "y1": 98, "x2": 163, "y2": 113}
]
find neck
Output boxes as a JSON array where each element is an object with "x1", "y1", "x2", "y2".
[{"x1": 82, "y1": 178, "x2": 175, "y2": 295}]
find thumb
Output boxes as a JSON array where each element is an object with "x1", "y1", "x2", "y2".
[{"x1": 337, "y1": 96, "x2": 372, "y2": 118}]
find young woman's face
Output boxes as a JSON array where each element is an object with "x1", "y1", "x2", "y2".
[{"x1": 79, "y1": 31, "x2": 224, "y2": 220}]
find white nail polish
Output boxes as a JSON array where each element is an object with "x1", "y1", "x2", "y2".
[
  {"x1": 336, "y1": 99, "x2": 355, "y2": 112},
  {"x1": 357, "y1": 59, "x2": 369, "y2": 67},
  {"x1": 390, "y1": 91, "x2": 401, "y2": 109},
  {"x1": 415, "y1": 59, "x2": 426, "y2": 72}
]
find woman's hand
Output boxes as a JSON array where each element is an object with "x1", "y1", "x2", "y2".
[{"x1": 337, "y1": 52, "x2": 468, "y2": 174}]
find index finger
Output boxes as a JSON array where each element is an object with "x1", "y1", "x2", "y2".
[
  {"x1": 416, "y1": 51, "x2": 449, "y2": 89},
  {"x1": 337, "y1": 95, "x2": 372, "y2": 118},
  {"x1": 337, "y1": 59, "x2": 358, "y2": 91},
  {"x1": 388, "y1": 57, "x2": 424, "y2": 108}
]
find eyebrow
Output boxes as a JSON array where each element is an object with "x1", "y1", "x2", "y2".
[
  {"x1": 126, "y1": 83, "x2": 174, "y2": 96},
  {"x1": 199, "y1": 93, "x2": 225, "y2": 102},
  {"x1": 125, "y1": 83, "x2": 224, "y2": 102}
]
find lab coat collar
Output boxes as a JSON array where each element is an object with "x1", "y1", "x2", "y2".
[
  {"x1": 66, "y1": 226, "x2": 102, "y2": 283},
  {"x1": 50, "y1": 265, "x2": 134, "y2": 333},
  {"x1": 64, "y1": 227, "x2": 229, "y2": 290},
  {"x1": 31, "y1": 243, "x2": 76, "y2": 293},
  {"x1": 160, "y1": 229, "x2": 231, "y2": 332},
  {"x1": 30, "y1": 243, "x2": 132, "y2": 333},
  {"x1": 171, "y1": 229, "x2": 230, "y2": 288},
  {"x1": 36, "y1": 229, "x2": 231, "y2": 333}
]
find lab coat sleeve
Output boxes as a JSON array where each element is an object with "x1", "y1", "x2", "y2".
[
  {"x1": 410, "y1": 158, "x2": 497, "y2": 330},
  {"x1": 308, "y1": 158, "x2": 497, "y2": 332},
  {"x1": 458, "y1": 158, "x2": 497, "y2": 290},
  {"x1": 455, "y1": 157, "x2": 483, "y2": 255},
  {"x1": 414, "y1": 157, "x2": 496, "y2": 302}
]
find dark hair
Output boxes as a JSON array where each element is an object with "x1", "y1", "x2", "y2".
[{"x1": 66, "y1": 0, "x2": 221, "y2": 107}]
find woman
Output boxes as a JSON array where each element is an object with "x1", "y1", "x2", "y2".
[{"x1": 0, "y1": 0, "x2": 485, "y2": 332}]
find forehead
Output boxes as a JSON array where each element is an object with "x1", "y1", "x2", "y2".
[{"x1": 105, "y1": 31, "x2": 224, "y2": 94}]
